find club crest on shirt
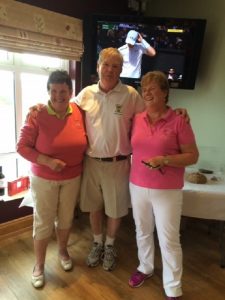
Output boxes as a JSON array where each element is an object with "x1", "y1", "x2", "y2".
[{"x1": 114, "y1": 104, "x2": 123, "y2": 115}]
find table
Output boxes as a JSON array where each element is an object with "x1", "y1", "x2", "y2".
[
  {"x1": 182, "y1": 170, "x2": 225, "y2": 267},
  {"x1": 0, "y1": 190, "x2": 28, "y2": 202}
]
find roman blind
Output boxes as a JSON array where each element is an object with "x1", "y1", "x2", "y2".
[{"x1": 0, "y1": 0, "x2": 83, "y2": 60}]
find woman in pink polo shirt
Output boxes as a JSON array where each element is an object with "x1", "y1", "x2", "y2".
[
  {"x1": 17, "y1": 70, "x2": 87, "y2": 288},
  {"x1": 128, "y1": 71, "x2": 199, "y2": 300}
]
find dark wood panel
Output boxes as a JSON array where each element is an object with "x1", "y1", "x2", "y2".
[
  {"x1": 16, "y1": 0, "x2": 128, "y2": 18},
  {"x1": 0, "y1": 198, "x2": 32, "y2": 223}
]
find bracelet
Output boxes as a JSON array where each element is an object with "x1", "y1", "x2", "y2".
[{"x1": 141, "y1": 39, "x2": 150, "y2": 49}]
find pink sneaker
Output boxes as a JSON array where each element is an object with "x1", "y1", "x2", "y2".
[{"x1": 128, "y1": 270, "x2": 152, "y2": 287}]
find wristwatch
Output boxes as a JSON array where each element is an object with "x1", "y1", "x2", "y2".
[{"x1": 163, "y1": 156, "x2": 169, "y2": 166}]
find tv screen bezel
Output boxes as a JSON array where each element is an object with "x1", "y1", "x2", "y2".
[{"x1": 82, "y1": 14, "x2": 206, "y2": 90}]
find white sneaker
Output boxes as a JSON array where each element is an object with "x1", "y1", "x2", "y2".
[
  {"x1": 86, "y1": 242, "x2": 104, "y2": 267},
  {"x1": 102, "y1": 245, "x2": 117, "y2": 271}
]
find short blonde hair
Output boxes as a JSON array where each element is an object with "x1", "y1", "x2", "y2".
[
  {"x1": 98, "y1": 47, "x2": 123, "y2": 66},
  {"x1": 141, "y1": 71, "x2": 170, "y2": 103}
]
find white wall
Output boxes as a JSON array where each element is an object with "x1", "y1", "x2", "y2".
[{"x1": 148, "y1": 0, "x2": 225, "y2": 171}]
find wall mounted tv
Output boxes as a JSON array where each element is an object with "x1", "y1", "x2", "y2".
[{"x1": 82, "y1": 14, "x2": 206, "y2": 90}]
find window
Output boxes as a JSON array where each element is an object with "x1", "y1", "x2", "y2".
[
  {"x1": 0, "y1": 70, "x2": 15, "y2": 154},
  {"x1": 0, "y1": 50, "x2": 69, "y2": 181}
]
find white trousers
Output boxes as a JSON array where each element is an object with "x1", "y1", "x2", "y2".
[{"x1": 130, "y1": 183, "x2": 183, "y2": 297}]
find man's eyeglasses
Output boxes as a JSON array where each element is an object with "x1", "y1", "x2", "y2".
[{"x1": 141, "y1": 160, "x2": 165, "y2": 175}]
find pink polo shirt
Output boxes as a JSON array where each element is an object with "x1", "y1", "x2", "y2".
[{"x1": 130, "y1": 108, "x2": 196, "y2": 189}]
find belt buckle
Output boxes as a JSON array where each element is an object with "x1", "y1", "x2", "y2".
[
  {"x1": 96, "y1": 157, "x2": 112, "y2": 162},
  {"x1": 93, "y1": 157, "x2": 102, "y2": 161}
]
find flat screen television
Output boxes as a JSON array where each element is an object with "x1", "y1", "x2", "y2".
[{"x1": 82, "y1": 14, "x2": 206, "y2": 90}]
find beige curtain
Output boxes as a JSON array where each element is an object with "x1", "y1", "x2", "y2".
[{"x1": 0, "y1": 0, "x2": 83, "y2": 60}]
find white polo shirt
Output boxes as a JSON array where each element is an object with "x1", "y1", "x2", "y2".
[
  {"x1": 118, "y1": 44, "x2": 147, "y2": 78},
  {"x1": 73, "y1": 81, "x2": 144, "y2": 157}
]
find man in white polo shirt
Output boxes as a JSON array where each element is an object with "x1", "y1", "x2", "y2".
[
  {"x1": 118, "y1": 30, "x2": 156, "y2": 79},
  {"x1": 74, "y1": 47, "x2": 144, "y2": 271}
]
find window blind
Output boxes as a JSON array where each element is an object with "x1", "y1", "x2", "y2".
[{"x1": 0, "y1": 0, "x2": 83, "y2": 60}]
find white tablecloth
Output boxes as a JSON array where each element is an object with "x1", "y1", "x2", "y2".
[{"x1": 182, "y1": 172, "x2": 225, "y2": 221}]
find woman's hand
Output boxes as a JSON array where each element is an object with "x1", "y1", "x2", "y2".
[
  {"x1": 145, "y1": 156, "x2": 165, "y2": 168},
  {"x1": 37, "y1": 154, "x2": 66, "y2": 172},
  {"x1": 48, "y1": 159, "x2": 66, "y2": 172},
  {"x1": 145, "y1": 143, "x2": 199, "y2": 169}
]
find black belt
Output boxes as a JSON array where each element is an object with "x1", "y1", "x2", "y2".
[{"x1": 91, "y1": 155, "x2": 129, "y2": 162}]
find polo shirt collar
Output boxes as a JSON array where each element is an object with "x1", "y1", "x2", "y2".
[
  {"x1": 47, "y1": 100, "x2": 73, "y2": 118},
  {"x1": 143, "y1": 106, "x2": 173, "y2": 122},
  {"x1": 97, "y1": 80, "x2": 122, "y2": 94}
]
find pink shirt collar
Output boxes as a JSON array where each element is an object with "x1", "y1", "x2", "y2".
[{"x1": 142, "y1": 106, "x2": 173, "y2": 124}]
